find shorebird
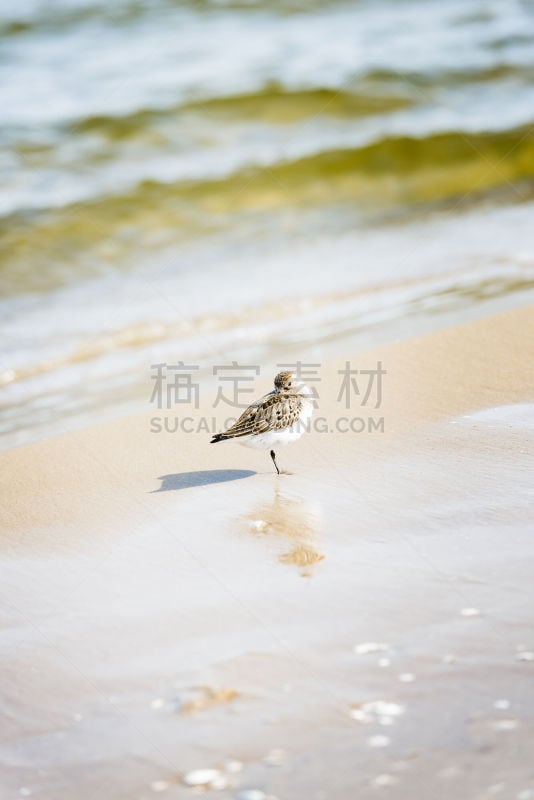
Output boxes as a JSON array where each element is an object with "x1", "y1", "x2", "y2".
[{"x1": 210, "y1": 370, "x2": 313, "y2": 474}]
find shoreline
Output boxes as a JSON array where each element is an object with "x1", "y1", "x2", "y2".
[
  {"x1": 1, "y1": 305, "x2": 533, "y2": 800},
  {"x1": 3, "y1": 304, "x2": 533, "y2": 532},
  {"x1": 3, "y1": 200, "x2": 534, "y2": 455}
]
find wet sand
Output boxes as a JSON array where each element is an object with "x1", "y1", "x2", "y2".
[{"x1": 1, "y1": 306, "x2": 534, "y2": 800}]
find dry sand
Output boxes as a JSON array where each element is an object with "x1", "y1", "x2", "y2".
[{"x1": 1, "y1": 306, "x2": 534, "y2": 800}]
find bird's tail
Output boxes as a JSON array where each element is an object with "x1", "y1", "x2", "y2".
[{"x1": 210, "y1": 433, "x2": 227, "y2": 444}]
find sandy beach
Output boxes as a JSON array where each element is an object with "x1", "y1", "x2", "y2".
[
  {"x1": 2, "y1": 0, "x2": 534, "y2": 795},
  {"x1": 1, "y1": 306, "x2": 533, "y2": 800}
]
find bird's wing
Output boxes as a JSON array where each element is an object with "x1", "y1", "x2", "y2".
[{"x1": 217, "y1": 393, "x2": 303, "y2": 440}]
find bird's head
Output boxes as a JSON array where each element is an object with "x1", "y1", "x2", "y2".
[
  {"x1": 274, "y1": 370, "x2": 310, "y2": 396},
  {"x1": 274, "y1": 370, "x2": 294, "y2": 392}
]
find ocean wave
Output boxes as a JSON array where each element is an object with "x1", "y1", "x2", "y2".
[
  {"x1": 3, "y1": 260, "x2": 533, "y2": 389},
  {"x1": 362, "y1": 62, "x2": 534, "y2": 88},
  {"x1": 11, "y1": 122, "x2": 534, "y2": 214},
  {"x1": 1, "y1": 258, "x2": 533, "y2": 450},
  {"x1": 15, "y1": 61, "x2": 528, "y2": 142},
  {"x1": 1, "y1": 123, "x2": 533, "y2": 295},
  {"x1": 0, "y1": 0, "x2": 380, "y2": 37},
  {"x1": 75, "y1": 85, "x2": 415, "y2": 139}
]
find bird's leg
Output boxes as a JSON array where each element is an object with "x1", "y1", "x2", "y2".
[{"x1": 270, "y1": 449, "x2": 280, "y2": 475}]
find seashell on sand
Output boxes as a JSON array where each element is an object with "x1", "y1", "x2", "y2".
[
  {"x1": 354, "y1": 642, "x2": 389, "y2": 655},
  {"x1": 223, "y1": 759, "x2": 244, "y2": 774},
  {"x1": 491, "y1": 718, "x2": 519, "y2": 731},
  {"x1": 151, "y1": 780, "x2": 169, "y2": 792},
  {"x1": 236, "y1": 791, "x2": 277, "y2": 800},
  {"x1": 372, "y1": 774, "x2": 399, "y2": 787},
  {"x1": 249, "y1": 520, "x2": 268, "y2": 532},
  {"x1": 350, "y1": 700, "x2": 405, "y2": 726},
  {"x1": 263, "y1": 748, "x2": 285, "y2": 767},
  {"x1": 516, "y1": 650, "x2": 534, "y2": 662},
  {"x1": 182, "y1": 769, "x2": 222, "y2": 787},
  {"x1": 367, "y1": 735, "x2": 391, "y2": 748}
]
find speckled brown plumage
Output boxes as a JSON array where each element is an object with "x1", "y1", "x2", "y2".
[{"x1": 211, "y1": 390, "x2": 303, "y2": 442}]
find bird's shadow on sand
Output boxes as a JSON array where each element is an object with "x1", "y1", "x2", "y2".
[{"x1": 151, "y1": 469, "x2": 256, "y2": 493}]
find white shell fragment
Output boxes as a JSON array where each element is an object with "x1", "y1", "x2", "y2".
[
  {"x1": 350, "y1": 700, "x2": 405, "y2": 726},
  {"x1": 209, "y1": 775, "x2": 230, "y2": 790},
  {"x1": 367, "y1": 701, "x2": 405, "y2": 717},
  {"x1": 492, "y1": 719, "x2": 519, "y2": 731},
  {"x1": 354, "y1": 642, "x2": 389, "y2": 655},
  {"x1": 349, "y1": 708, "x2": 373, "y2": 724},
  {"x1": 367, "y1": 735, "x2": 391, "y2": 748},
  {"x1": 150, "y1": 698, "x2": 165, "y2": 710},
  {"x1": 378, "y1": 658, "x2": 391, "y2": 668},
  {"x1": 249, "y1": 520, "x2": 267, "y2": 531},
  {"x1": 372, "y1": 774, "x2": 399, "y2": 787},
  {"x1": 151, "y1": 781, "x2": 169, "y2": 792},
  {"x1": 183, "y1": 769, "x2": 222, "y2": 787},
  {"x1": 236, "y1": 792, "x2": 270, "y2": 800},
  {"x1": 223, "y1": 760, "x2": 243, "y2": 774},
  {"x1": 516, "y1": 651, "x2": 534, "y2": 662},
  {"x1": 398, "y1": 673, "x2": 415, "y2": 683},
  {"x1": 460, "y1": 608, "x2": 481, "y2": 617},
  {"x1": 263, "y1": 748, "x2": 285, "y2": 766},
  {"x1": 494, "y1": 699, "x2": 511, "y2": 710}
]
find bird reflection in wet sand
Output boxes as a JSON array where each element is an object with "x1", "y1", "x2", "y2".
[{"x1": 243, "y1": 489, "x2": 324, "y2": 576}]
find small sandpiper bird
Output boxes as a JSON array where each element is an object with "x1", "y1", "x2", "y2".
[{"x1": 210, "y1": 370, "x2": 313, "y2": 474}]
